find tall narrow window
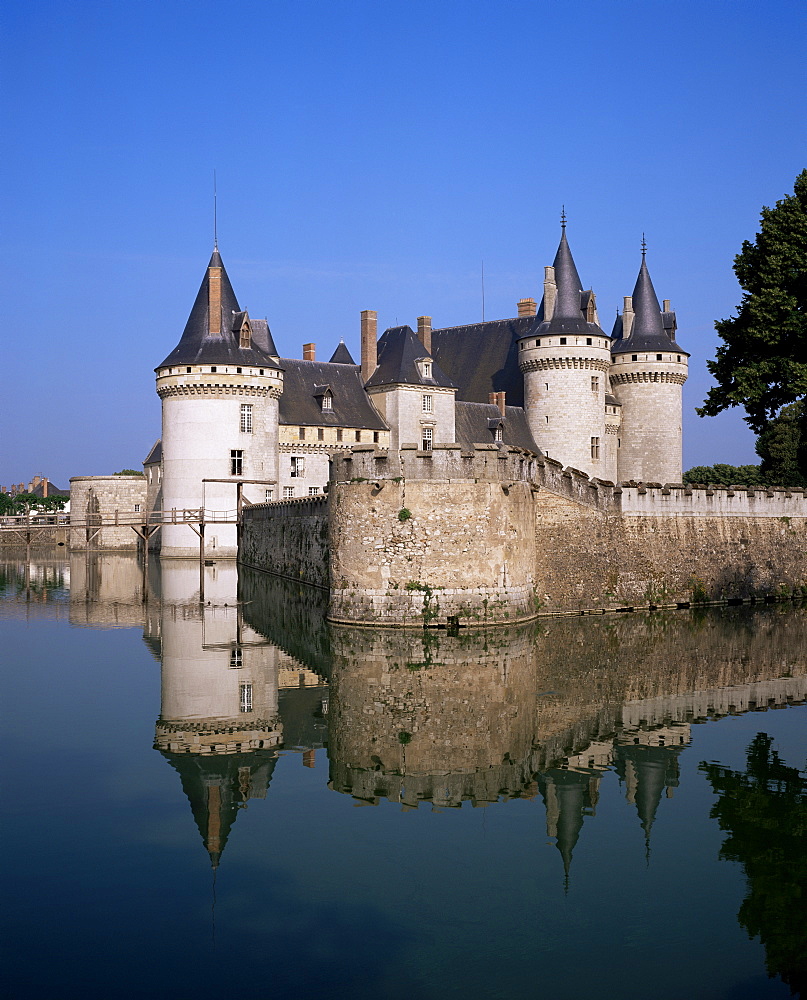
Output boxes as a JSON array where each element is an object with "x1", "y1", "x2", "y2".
[
  {"x1": 321, "y1": 394, "x2": 333, "y2": 410},
  {"x1": 422, "y1": 426, "x2": 433, "y2": 451},
  {"x1": 495, "y1": 426, "x2": 503, "y2": 442},
  {"x1": 298, "y1": 427, "x2": 306, "y2": 440},
  {"x1": 230, "y1": 648, "x2": 243, "y2": 669},
  {"x1": 591, "y1": 376, "x2": 599, "y2": 392},
  {"x1": 590, "y1": 437, "x2": 600, "y2": 460},
  {"x1": 230, "y1": 450, "x2": 243, "y2": 475},
  {"x1": 318, "y1": 427, "x2": 324, "y2": 441},
  {"x1": 239, "y1": 682, "x2": 253, "y2": 713},
  {"x1": 240, "y1": 403, "x2": 253, "y2": 433},
  {"x1": 336, "y1": 428, "x2": 343, "y2": 442},
  {"x1": 355, "y1": 430, "x2": 361, "y2": 442},
  {"x1": 265, "y1": 488, "x2": 274, "y2": 501},
  {"x1": 422, "y1": 394, "x2": 433, "y2": 413},
  {"x1": 291, "y1": 456, "x2": 305, "y2": 478}
]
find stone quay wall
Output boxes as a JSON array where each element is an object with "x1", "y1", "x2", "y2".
[{"x1": 239, "y1": 495, "x2": 329, "y2": 589}]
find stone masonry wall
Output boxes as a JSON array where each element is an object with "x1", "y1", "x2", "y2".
[
  {"x1": 328, "y1": 476, "x2": 537, "y2": 625},
  {"x1": 68, "y1": 476, "x2": 148, "y2": 551},
  {"x1": 239, "y1": 496, "x2": 329, "y2": 589}
]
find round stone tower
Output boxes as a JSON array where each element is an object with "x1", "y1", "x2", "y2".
[
  {"x1": 518, "y1": 225, "x2": 611, "y2": 478},
  {"x1": 609, "y1": 253, "x2": 688, "y2": 484},
  {"x1": 155, "y1": 248, "x2": 284, "y2": 558}
]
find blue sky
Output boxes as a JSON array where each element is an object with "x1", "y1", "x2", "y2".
[{"x1": 2, "y1": 0, "x2": 805, "y2": 487}]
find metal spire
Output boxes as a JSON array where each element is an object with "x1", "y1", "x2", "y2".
[
  {"x1": 560, "y1": 205, "x2": 567, "y2": 231},
  {"x1": 213, "y1": 170, "x2": 218, "y2": 250},
  {"x1": 641, "y1": 232, "x2": 647, "y2": 258}
]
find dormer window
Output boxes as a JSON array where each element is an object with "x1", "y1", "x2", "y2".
[
  {"x1": 420, "y1": 361, "x2": 432, "y2": 379},
  {"x1": 495, "y1": 426, "x2": 503, "y2": 442},
  {"x1": 322, "y1": 393, "x2": 333, "y2": 411}
]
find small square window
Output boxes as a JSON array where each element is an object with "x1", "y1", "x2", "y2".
[
  {"x1": 308, "y1": 487, "x2": 320, "y2": 496},
  {"x1": 186, "y1": 367, "x2": 191, "y2": 373},
  {"x1": 656, "y1": 354, "x2": 663, "y2": 361},
  {"x1": 632, "y1": 354, "x2": 638, "y2": 361},
  {"x1": 586, "y1": 337, "x2": 592, "y2": 345},
  {"x1": 211, "y1": 366, "x2": 217, "y2": 373},
  {"x1": 259, "y1": 368, "x2": 264, "y2": 375},
  {"x1": 236, "y1": 366, "x2": 242, "y2": 374},
  {"x1": 559, "y1": 337, "x2": 567, "y2": 345},
  {"x1": 134, "y1": 503, "x2": 141, "y2": 513},
  {"x1": 283, "y1": 486, "x2": 294, "y2": 499}
]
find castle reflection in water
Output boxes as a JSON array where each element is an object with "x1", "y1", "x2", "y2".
[{"x1": 11, "y1": 550, "x2": 805, "y2": 878}]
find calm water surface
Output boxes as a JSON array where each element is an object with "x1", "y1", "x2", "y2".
[{"x1": 1, "y1": 552, "x2": 805, "y2": 1000}]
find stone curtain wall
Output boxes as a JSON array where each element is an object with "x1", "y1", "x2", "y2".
[
  {"x1": 239, "y1": 495, "x2": 329, "y2": 589},
  {"x1": 533, "y1": 496, "x2": 807, "y2": 612}
]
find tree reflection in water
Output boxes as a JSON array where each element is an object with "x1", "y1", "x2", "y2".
[{"x1": 700, "y1": 734, "x2": 807, "y2": 997}]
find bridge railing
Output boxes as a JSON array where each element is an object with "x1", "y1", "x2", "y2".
[{"x1": 0, "y1": 508, "x2": 242, "y2": 530}]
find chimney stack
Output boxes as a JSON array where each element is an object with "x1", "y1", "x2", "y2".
[
  {"x1": 662, "y1": 299, "x2": 671, "y2": 312},
  {"x1": 303, "y1": 343, "x2": 316, "y2": 361},
  {"x1": 417, "y1": 315, "x2": 432, "y2": 354},
  {"x1": 42, "y1": 477, "x2": 49, "y2": 498},
  {"x1": 489, "y1": 391, "x2": 506, "y2": 416},
  {"x1": 623, "y1": 295, "x2": 634, "y2": 338},
  {"x1": 208, "y1": 264, "x2": 222, "y2": 335},
  {"x1": 361, "y1": 310, "x2": 378, "y2": 383},
  {"x1": 517, "y1": 298, "x2": 537, "y2": 318},
  {"x1": 543, "y1": 266, "x2": 557, "y2": 321}
]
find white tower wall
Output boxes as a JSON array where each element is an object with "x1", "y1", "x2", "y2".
[
  {"x1": 519, "y1": 333, "x2": 611, "y2": 478},
  {"x1": 610, "y1": 352, "x2": 688, "y2": 483},
  {"x1": 157, "y1": 366, "x2": 282, "y2": 557}
]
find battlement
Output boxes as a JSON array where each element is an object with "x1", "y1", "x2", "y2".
[
  {"x1": 618, "y1": 483, "x2": 807, "y2": 518},
  {"x1": 245, "y1": 495, "x2": 328, "y2": 519}
]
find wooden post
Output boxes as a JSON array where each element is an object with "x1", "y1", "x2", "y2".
[
  {"x1": 199, "y1": 522, "x2": 205, "y2": 603},
  {"x1": 141, "y1": 524, "x2": 149, "y2": 604}
]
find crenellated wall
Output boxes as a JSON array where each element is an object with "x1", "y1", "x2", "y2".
[{"x1": 239, "y1": 444, "x2": 807, "y2": 625}]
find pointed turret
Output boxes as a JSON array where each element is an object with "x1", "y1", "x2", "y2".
[
  {"x1": 612, "y1": 254, "x2": 687, "y2": 356},
  {"x1": 518, "y1": 222, "x2": 611, "y2": 476},
  {"x1": 156, "y1": 249, "x2": 281, "y2": 370}
]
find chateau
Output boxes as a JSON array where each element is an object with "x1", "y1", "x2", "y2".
[
  {"x1": 147, "y1": 223, "x2": 686, "y2": 558},
  {"x1": 68, "y1": 224, "x2": 807, "y2": 624}
]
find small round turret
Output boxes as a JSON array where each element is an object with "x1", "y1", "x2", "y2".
[
  {"x1": 610, "y1": 253, "x2": 688, "y2": 483},
  {"x1": 518, "y1": 226, "x2": 611, "y2": 478}
]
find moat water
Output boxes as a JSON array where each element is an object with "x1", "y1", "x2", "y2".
[{"x1": 1, "y1": 552, "x2": 805, "y2": 1000}]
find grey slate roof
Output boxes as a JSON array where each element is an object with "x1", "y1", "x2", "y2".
[
  {"x1": 455, "y1": 402, "x2": 541, "y2": 453},
  {"x1": 329, "y1": 340, "x2": 355, "y2": 364},
  {"x1": 249, "y1": 318, "x2": 279, "y2": 358},
  {"x1": 431, "y1": 315, "x2": 537, "y2": 407},
  {"x1": 279, "y1": 359, "x2": 388, "y2": 430},
  {"x1": 527, "y1": 229, "x2": 608, "y2": 338},
  {"x1": 611, "y1": 257, "x2": 688, "y2": 356},
  {"x1": 365, "y1": 325, "x2": 457, "y2": 390},
  {"x1": 156, "y1": 250, "x2": 282, "y2": 370},
  {"x1": 143, "y1": 440, "x2": 162, "y2": 466}
]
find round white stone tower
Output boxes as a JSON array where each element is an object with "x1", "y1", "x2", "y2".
[
  {"x1": 155, "y1": 249, "x2": 283, "y2": 558},
  {"x1": 609, "y1": 254, "x2": 688, "y2": 484},
  {"x1": 518, "y1": 226, "x2": 611, "y2": 478}
]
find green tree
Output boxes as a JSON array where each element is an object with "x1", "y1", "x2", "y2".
[
  {"x1": 698, "y1": 170, "x2": 807, "y2": 435},
  {"x1": 683, "y1": 463, "x2": 764, "y2": 486},
  {"x1": 755, "y1": 401, "x2": 806, "y2": 486}
]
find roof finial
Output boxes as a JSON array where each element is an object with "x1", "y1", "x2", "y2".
[
  {"x1": 560, "y1": 205, "x2": 567, "y2": 231},
  {"x1": 641, "y1": 232, "x2": 647, "y2": 258},
  {"x1": 213, "y1": 169, "x2": 218, "y2": 251}
]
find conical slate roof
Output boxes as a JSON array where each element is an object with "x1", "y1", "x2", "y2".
[
  {"x1": 156, "y1": 249, "x2": 282, "y2": 370},
  {"x1": 612, "y1": 256, "x2": 687, "y2": 356},
  {"x1": 529, "y1": 227, "x2": 606, "y2": 338},
  {"x1": 365, "y1": 325, "x2": 457, "y2": 389},
  {"x1": 328, "y1": 340, "x2": 356, "y2": 364}
]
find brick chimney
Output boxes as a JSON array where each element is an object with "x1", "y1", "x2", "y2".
[
  {"x1": 42, "y1": 477, "x2": 49, "y2": 498},
  {"x1": 303, "y1": 343, "x2": 316, "y2": 361},
  {"x1": 361, "y1": 310, "x2": 378, "y2": 383},
  {"x1": 662, "y1": 299, "x2": 671, "y2": 312},
  {"x1": 489, "y1": 391, "x2": 506, "y2": 416},
  {"x1": 517, "y1": 298, "x2": 537, "y2": 317},
  {"x1": 417, "y1": 315, "x2": 432, "y2": 354},
  {"x1": 208, "y1": 264, "x2": 222, "y2": 335}
]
